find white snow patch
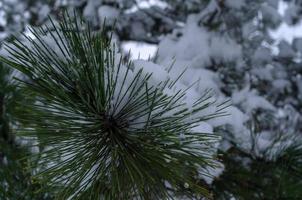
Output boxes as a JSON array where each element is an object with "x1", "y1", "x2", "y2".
[{"x1": 122, "y1": 41, "x2": 158, "y2": 60}]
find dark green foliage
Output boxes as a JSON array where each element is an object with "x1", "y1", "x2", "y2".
[
  {"x1": 0, "y1": 12, "x2": 226, "y2": 199},
  {"x1": 0, "y1": 63, "x2": 15, "y2": 142},
  {"x1": 0, "y1": 140, "x2": 52, "y2": 200},
  {"x1": 0, "y1": 62, "x2": 49, "y2": 199},
  {"x1": 212, "y1": 146, "x2": 302, "y2": 200},
  {"x1": 0, "y1": 62, "x2": 33, "y2": 141}
]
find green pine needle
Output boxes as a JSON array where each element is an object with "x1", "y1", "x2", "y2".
[{"x1": 0, "y1": 11, "x2": 226, "y2": 199}]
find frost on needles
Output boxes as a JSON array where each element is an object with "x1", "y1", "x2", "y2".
[{"x1": 0, "y1": 12, "x2": 228, "y2": 199}]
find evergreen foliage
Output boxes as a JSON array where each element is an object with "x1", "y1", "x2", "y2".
[
  {"x1": 213, "y1": 144, "x2": 302, "y2": 200},
  {"x1": 0, "y1": 12, "x2": 226, "y2": 199},
  {"x1": 0, "y1": 62, "x2": 46, "y2": 199},
  {"x1": 1, "y1": 0, "x2": 302, "y2": 199},
  {"x1": 0, "y1": 63, "x2": 14, "y2": 142},
  {"x1": 0, "y1": 141, "x2": 51, "y2": 200}
]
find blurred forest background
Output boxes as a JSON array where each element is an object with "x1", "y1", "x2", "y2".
[{"x1": 1, "y1": 0, "x2": 302, "y2": 199}]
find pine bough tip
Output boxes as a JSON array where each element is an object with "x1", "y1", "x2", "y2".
[{"x1": 0, "y1": 11, "x2": 226, "y2": 199}]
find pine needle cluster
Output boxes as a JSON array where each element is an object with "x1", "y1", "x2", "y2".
[{"x1": 0, "y1": 12, "x2": 227, "y2": 199}]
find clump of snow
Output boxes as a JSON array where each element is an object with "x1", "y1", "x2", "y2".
[
  {"x1": 252, "y1": 47, "x2": 272, "y2": 65},
  {"x1": 242, "y1": 21, "x2": 258, "y2": 38},
  {"x1": 132, "y1": 59, "x2": 169, "y2": 86},
  {"x1": 261, "y1": 4, "x2": 282, "y2": 27},
  {"x1": 157, "y1": 15, "x2": 241, "y2": 68},
  {"x1": 180, "y1": 68, "x2": 221, "y2": 94},
  {"x1": 284, "y1": 4, "x2": 301, "y2": 25},
  {"x1": 251, "y1": 64, "x2": 274, "y2": 81},
  {"x1": 125, "y1": 0, "x2": 170, "y2": 14},
  {"x1": 157, "y1": 21, "x2": 211, "y2": 66},
  {"x1": 98, "y1": 5, "x2": 120, "y2": 25},
  {"x1": 292, "y1": 37, "x2": 302, "y2": 53},
  {"x1": 255, "y1": 131, "x2": 274, "y2": 154},
  {"x1": 210, "y1": 36, "x2": 242, "y2": 63},
  {"x1": 121, "y1": 41, "x2": 157, "y2": 60},
  {"x1": 232, "y1": 86, "x2": 275, "y2": 114},
  {"x1": 278, "y1": 40, "x2": 296, "y2": 58},
  {"x1": 83, "y1": 0, "x2": 102, "y2": 21},
  {"x1": 272, "y1": 79, "x2": 291, "y2": 92}
]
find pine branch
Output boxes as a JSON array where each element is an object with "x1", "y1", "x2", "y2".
[
  {"x1": 0, "y1": 11, "x2": 225, "y2": 199},
  {"x1": 212, "y1": 140, "x2": 302, "y2": 199}
]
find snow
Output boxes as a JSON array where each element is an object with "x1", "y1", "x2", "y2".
[
  {"x1": 278, "y1": 40, "x2": 295, "y2": 58},
  {"x1": 272, "y1": 79, "x2": 291, "y2": 91},
  {"x1": 98, "y1": 5, "x2": 120, "y2": 25},
  {"x1": 24, "y1": 26, "x2": 36, "y2": 39},
  {"x1": 0, "y1": 10, "x2": 6, "y2": 27},
  {"x1": 252, "y1": 47, "x2": 272, "y2": 65},
  {"x1": 121, "y1": 41, "x2": 157, "y2": 60},
  {"x1": 251, "y1": 65, "x2": 274, "y2": 81},
  {"x1": 157, "y1": 20, "x2": 210, "y2": 66},
  {"x1": 83, "y1": 0, "x2": 101, "y2": 20},
  {"x1": 243, "y1": 21, "x2": 258, "y2": 38},
  {"x1": 155, "y1": 11, "x2": 247, "y2": 180},
  {"x1": 261, "y1": 4, "x2": 282, "y2": 26},
  {"x1": 268, "y1": 0, "x2": 279, "y2": 8},
  {"x1": 232, "y1": 86, "x2": 275, "y2": 113},
  {"x1": 199, "y1": 161, "x2": 225, "y2": 185},
  {"x1": 15, "y1": 136, "x2": 40, "y2": 154},
  {"x1": 154, "y1": 8, "x2": 285, "y2": 160},
  {"x1": 210, "y1": 36, "x2": 242, "y2": 63},
  {"x1": 191, "y1": 122, "x2": 213, "y2": 134},
  {"x1": 133, "y1": 59, "x2": 169, "y2": 83},
  {"x1": 284, "y1": 4, "x2": 300, "y2": 25},
  {"x1": 125, "y1": 0, "x2": 170, "y2": 14},
  {"x1": 292, "y1": 38, "x2": 302, "y2": 53},
  {"x1": 210, "y1": 105, "x2": 252, "y2": 152},
  {"x1": 271, "y1": 21, "x2": 302, "y2": 43},
  {"x1": 256, "y1": 131, "x2": 274, "y2": 153},
  {"x1": 225, "y1": 0, "x2": 246, "y2": 9},
  {"x1": 157, "y1": 14, "x2": 241, "y2": 69},
  {"x1": 270, "y1": 1, "x2": 302, "y2": 43},
  {"x1": 1, "y1": 0, "x2": 302, "y2": 195},
  {"x1": 179, "y1": 68, "x2": 221, "y2": 94}
]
